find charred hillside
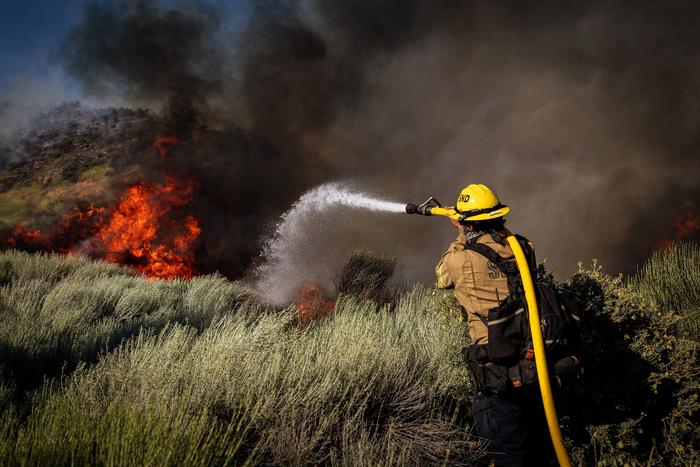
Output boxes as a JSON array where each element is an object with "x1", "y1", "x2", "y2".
[
  {"x1": 0, "y1": 103, "x2": 153, "y2": 185},
  {"x1": 0, "y1": 102, "x2": 327, "y2": 279}
]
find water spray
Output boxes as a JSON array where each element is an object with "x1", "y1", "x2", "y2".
[{"x1": 254, "y1": 183, "x2": 406, "y2": 305}]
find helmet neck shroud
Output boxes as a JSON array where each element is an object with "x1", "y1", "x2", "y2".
[{"x1": 460, "y1": 217, "x2": 507, "y2": 232}]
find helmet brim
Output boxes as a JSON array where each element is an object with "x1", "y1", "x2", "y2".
[{"x1": 448, "y1": 205, "x2": 510, "y2": 221}]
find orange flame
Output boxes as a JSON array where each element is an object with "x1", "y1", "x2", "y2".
[
  {"x1": 3, "y1": 204, "x2": 105, "y2": 252},
  {"x1": 1, "y1": 180, "x2": 200, "y2": 279},
  {"x1": 153, "y1": 135, "x2": 178, "y2": 157},
  {"x1": 295, "y1": 282, "x2": 336, "y2": 326},
  {"x1": 3, "y1": 222, "x2": 44, "y2": 249},
  {"x1": 2, "y1": 131, "x2": 201, "y2": 279},
  {"x1": 656, "y1": 201, "x2": 700, "y2": 250},
  {"x1": 91, "y1": 178, "x2": 200, "y2": 279}
]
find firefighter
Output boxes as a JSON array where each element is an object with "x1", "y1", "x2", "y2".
[{"x1": 435, "y1": 184, "x2": 553, "y2": 467}]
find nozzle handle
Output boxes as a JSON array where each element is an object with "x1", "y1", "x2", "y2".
[
  {"x1": 429, "y1": 206, "x2": 458, "y2": 218},
  {"x1": 406, "y1": 197, "x2": 442, "y2": 216}
]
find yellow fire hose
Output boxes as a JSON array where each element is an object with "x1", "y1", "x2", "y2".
[
  {"x1": 406, "y1": 200, "x2": 572, "y2": 466},
  {"x1": 505, "y1": 232, "x2": 572, "y2": 467}
]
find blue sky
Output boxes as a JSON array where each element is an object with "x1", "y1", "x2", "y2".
[
  {"x1": 0, "y1": 0, "x2": 249, "y2": 98},
  {"x1": 0, "y1": 1, "x2": 86, "y2": 91}
]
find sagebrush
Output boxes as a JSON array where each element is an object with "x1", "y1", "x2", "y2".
[
  {"x1": 0, "y1": 244, "x2": 698, "y2": 466},
  {"x1": 0, "y1": 251, "x2": 475, "y2": 466}
]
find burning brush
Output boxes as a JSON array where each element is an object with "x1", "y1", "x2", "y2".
[{"x1": 1, "y1": 136, "x2": 202, "y2": 280}]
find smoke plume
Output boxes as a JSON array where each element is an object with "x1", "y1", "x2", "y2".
[{"x1": 24, "y1": 0, "x2": 700, "y2": 300}]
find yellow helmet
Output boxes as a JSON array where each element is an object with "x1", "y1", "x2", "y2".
[{"x1": 454, "y1": 184, "x2": 510, "y2": 221}]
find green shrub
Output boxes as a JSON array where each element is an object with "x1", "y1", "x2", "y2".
[
  {"x1": 183, "y1": 274, "x2": 254, "y2": 325},
  {"x1": 0, "y1": 251, "x2": 255, "y2": 399},
  {"x1": 0, "y1": 388, "x2": 257, "y2": 466},
  {"x1": 1, "y1": 245, "x2": 698, "y2": 466},
  {"x1": 561, "y1": 258, "x2": 699, "y2": 466},
  {"x1": 0, "y1": 250, "x2": 130, "y2": 284},
  {"x1": 0, "y1": 250, "x2": 479, "y2": 465},
  {"x1": 629, "y1": 242, "x2": 700, "y2": 338},
  {"x1": 337, "y1": 250, "x2": 397, "y2": 305}
]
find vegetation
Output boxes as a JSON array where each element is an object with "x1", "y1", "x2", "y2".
[
  {"x1": 628, "y1": 243, "x2": 700, "y2": 338},
  {"x1": 0, "y1": 167, "x2": 113, "y2": 226},
  {"x1": 337, "y1": 250, "x2": 397, "y2": 305},
  {"x1": 0, "y1": 244, "x2": 698, "y2": 466},
  {"x1": 560, "y1": 244, "x2": 699, "y2": 466},
  {"x1": 0, "y1": 250, "x2": 475, "y2": 465}
]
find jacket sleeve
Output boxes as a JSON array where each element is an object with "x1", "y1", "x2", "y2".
[
  {"x1": 435, "y1": 253, "x2": 454, "y2": 289},
  {"x1": 435, "y1": 232, "x2": 465, "y2": 289}
]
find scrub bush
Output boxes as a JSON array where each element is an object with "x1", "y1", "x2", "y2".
[
  {"x1": 336, "y1": 250, "x2": 397, "y2": 305},
  {"x1": 0, "y1": 250, "x2": 476, "y2": 466},
  {"x1": 0, "y1": 245, "x2": 698, "y2": 466},
  {"x1": 628, "y1": 242, "x2": 700, "y2": 338},
  {"x1": 0, "y1": 251, "x2": 254, "y2": 396},
  {"x1": 561, "y1": 249, "x2": 699, "y2": 466}
]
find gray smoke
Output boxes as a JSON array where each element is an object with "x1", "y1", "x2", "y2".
[{"x1": 45, "y1": 0, "x2": 700, "y2": 298}]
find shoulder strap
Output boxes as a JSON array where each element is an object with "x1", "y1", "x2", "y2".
[
  {"x1": 514, "y1": 234, "x2": 537, "y2": 274},
  {"x1": 463, "y1": 242, "x2": 515, "y2": 277}
]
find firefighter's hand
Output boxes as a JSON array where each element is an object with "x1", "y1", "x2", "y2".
[{"x1": 443, "y1": 206, "x2": 461, "y2": 230}]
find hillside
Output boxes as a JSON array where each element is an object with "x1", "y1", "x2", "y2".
[
  {"x1": 0, "y1": 103, "x2": 163, "y2": 225},
  {"x1": 0, "y1": 245, "x2": 698, "y2": 465},
  {"x1": 0, "y1": 102, "x2": 317, "y2": 280}
]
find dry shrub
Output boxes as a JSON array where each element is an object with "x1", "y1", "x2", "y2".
[
  {"x1": 337, "y1": 250, "x2": 397, "y2": 305},
  {"x1": 0, "y1": 250, "x2": 477, "y2": 465},
  {"x1": 2, "y1": 245, "x2": 698, "y2": 466},
  {"x1": 0, "y1": 250, "x2": 254, "y2": 397},
  {"x1": 629, "y1": 242, "x2": 700, "y2": 338}
]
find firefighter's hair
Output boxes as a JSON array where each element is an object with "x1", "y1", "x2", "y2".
[{"x1": 460, "y1": 217, "x2": 506, "y2": 231}]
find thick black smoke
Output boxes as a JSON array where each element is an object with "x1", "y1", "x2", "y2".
[
  {"x1": 59, "y1": 1, "x2": 221, "y2": 123},
  {"x1": 56, "y1": 0, "x2": 700, "y2": 293}
]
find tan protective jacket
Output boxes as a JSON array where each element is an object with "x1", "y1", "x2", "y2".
[{"x1": 435, "y1": 230, "x2": 514, "y2": 345}]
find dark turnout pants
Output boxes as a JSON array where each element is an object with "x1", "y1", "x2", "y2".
[{"x1": 473, "y1": 386, "x2": 556, "y2": 467}]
